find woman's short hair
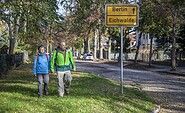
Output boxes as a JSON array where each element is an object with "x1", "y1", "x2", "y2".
[{"x1": 38, "y1": 45, "x2": 45, "y2": 51}]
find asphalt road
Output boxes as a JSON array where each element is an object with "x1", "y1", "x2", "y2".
[{"x1": 76, "y1": 60, "x2": 185, "y2": 113}]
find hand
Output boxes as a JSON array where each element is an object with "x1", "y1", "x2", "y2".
[
  {"x1": 70, "y1": 70, "x2": 75, "y2": 75},
  {"x1": 71, "y1": 69, "x2": 75, "y2": 72},
  {"x1": 50, "y1": 72, "x2": 56, "y2": 76},
  {"x1": 34, "y1": 74, "x2": 37, "y2": 76},
  {"x1": 70, "y1": 71, "x2": 73, "y2": 75}
]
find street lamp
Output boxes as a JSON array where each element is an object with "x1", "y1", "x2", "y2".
[{"x1": 113, "y1": 40, "x2": 117, "y2": 62}]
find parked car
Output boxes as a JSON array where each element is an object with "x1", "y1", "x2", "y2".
[{"x1": 82, "y1": 53, "x2": 93, "y2": 61}]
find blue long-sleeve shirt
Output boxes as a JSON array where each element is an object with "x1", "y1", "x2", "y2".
[{"x1": 33, "y1": 53, "x2": 50, "y2": 75}]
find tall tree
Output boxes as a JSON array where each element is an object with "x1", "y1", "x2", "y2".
[
  {"x1": 61, "y1": 0, "x2": 123, "y2": 57},
  {"x1": 153, "y1": 0, "x2": 185, "y2": 70},
  {"x1": 0, "y1": 0, "x2": 59, "y2": 54},
  {"x1": 140, "y1": 0, "x2": 170, "y2": 65},
  {"x1": 134, "y1": 0, "x2": 184, "y2": 70}
]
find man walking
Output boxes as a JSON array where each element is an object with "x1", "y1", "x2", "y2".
[{"x1": 50, "y1": 41, "x2": 76, "y2": 97}]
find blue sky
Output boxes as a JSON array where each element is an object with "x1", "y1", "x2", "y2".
[{"x1": 57, "y1": 0, "x2": 65, "y2": 15}]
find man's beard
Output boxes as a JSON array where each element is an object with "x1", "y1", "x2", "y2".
[{"x1": 61, "y1": 47, "x2": 65, "y2": 51}]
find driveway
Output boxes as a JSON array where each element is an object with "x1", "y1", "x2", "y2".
[{"x1": 76, "y1": 60, "x2": 185, "y2": 113}]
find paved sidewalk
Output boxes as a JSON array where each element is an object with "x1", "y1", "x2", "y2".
[
  {"x1": 136, "y1": 62, "x2": 185, "y2": 76},
  {"x1": 99, "y1": 60, "x2": 185, "y2": 76}
]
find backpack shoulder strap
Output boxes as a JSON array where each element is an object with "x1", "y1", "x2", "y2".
[
  {"x1": 37, "y1": 54, "x2": 49, "y2": 61},
  {"x1": 67, "y1": 50, "x2": 70, "y2": 56},
  {"x1": 46, "y1": 53, "x2": 49, "y2": 60}
]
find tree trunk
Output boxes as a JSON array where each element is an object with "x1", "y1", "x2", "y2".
[
  {"x1": 9, "y1": 12, "x2": 20, "y2": 54},
  {"x1": 81, "y1": 43, "x2": 84, "y2": 54},
  {"x1": 84, "y1": 37, "x2": 89, "y2": 53},
  {"x1": 108, "y1": 37, "x2": 111, "y2": 61},
  {"x1": 49, "y1": 43, "x2": 52, "y2": 53},
  {"x1": 76, "y1": 49, "x2": 79, "y2": 57},
  {"x1": 171, "y1": 25, "x2": 176, "y2": 71},
  {"x1": 84, "y1": 38, "x2": 88, "y2": 53},
  {"x1": 88, "y1": 37, "x2": 90, "y2": 53},
  {"x1": 8, "y1": 20, "x2": 14, "y2": 54},
  {"x1": 93, "y1": 29, "x2": 98, "y2": 59},
  {"x1": 99, "y1": 29, "x2": 103, "y2": 59},
  {"x1": 179, "y1": 50, "x2": 182, "y2": 62},
  {"x1": 134, "y1": 32, "x2": 143, "y2": 63},
  {"x1": 9, "y1": 38, "x2": 16, "y2": 54},
  {"x1": 149, "y1": 35, "x2": 153, "y2": 67}
]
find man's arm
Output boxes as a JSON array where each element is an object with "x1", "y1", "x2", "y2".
[
  {"x1": 50, "y1": 50, "x2": 56, "y2": 73},
  {"x1": 69, "y1": 51, "x2": 76, "y2": 71}
]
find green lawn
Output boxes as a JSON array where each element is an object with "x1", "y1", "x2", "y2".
[{"x1": 0, "y1": 64, "x2": 155, "y2": 113}]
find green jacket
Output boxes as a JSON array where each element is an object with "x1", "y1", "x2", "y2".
[{"x1": 50, "y1": 49, "x2": 76, "y2": 72}]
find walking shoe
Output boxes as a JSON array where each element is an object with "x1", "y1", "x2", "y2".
[
  {"x1": 38, "y1": 95, "x2": 43, "y2": 98},
  {"x1": 44, "y1": 92, "x2": 49, "y2": 96},
  {"x1": 64, "y1": 88, "x2": 69, "y2": 95},
  {"x1": 58, "y1": 95, "x2": 63, "y2": 98}
]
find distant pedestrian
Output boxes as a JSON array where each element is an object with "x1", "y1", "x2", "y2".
[
  {"x1": 50, "y1": 41, "x2": 76, "y2": 97},
  {"x1": 33, "y1": 45, "x2": 50, "y2": 97}
]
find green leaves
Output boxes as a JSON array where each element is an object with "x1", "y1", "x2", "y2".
[{"x1": 0, "y1": 0, "x2": 60, "y2": 53}]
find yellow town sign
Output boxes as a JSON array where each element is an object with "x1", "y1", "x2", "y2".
[{"x1": 105, "y1": 4, "x2": 139, "y2": 27}]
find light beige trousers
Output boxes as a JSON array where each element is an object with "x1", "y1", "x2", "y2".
[{"x1": 57, "y1": 71, "x2": 72, "y2": 96}]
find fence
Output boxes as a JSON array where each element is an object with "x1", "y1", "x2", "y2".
[{"x1": 110, "y1": 51, "x2": 185, "y2": 61}]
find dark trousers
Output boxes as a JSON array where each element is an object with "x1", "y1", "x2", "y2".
[{"x1": 37, "y1": 74, "x2": 49, "y2": 97}]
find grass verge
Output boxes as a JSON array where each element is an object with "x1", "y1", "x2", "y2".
[{"x1": 0, "y1": 64, "x2": 155, "y2": 113}]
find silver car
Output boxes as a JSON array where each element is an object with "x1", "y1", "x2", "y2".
[{"x1": 82, "y1": 53, "x2": 94, "y2": 61}]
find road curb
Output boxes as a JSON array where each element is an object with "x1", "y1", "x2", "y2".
[{"x1": 158, "y1": 71, "x2": 185, "y2": 76}]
